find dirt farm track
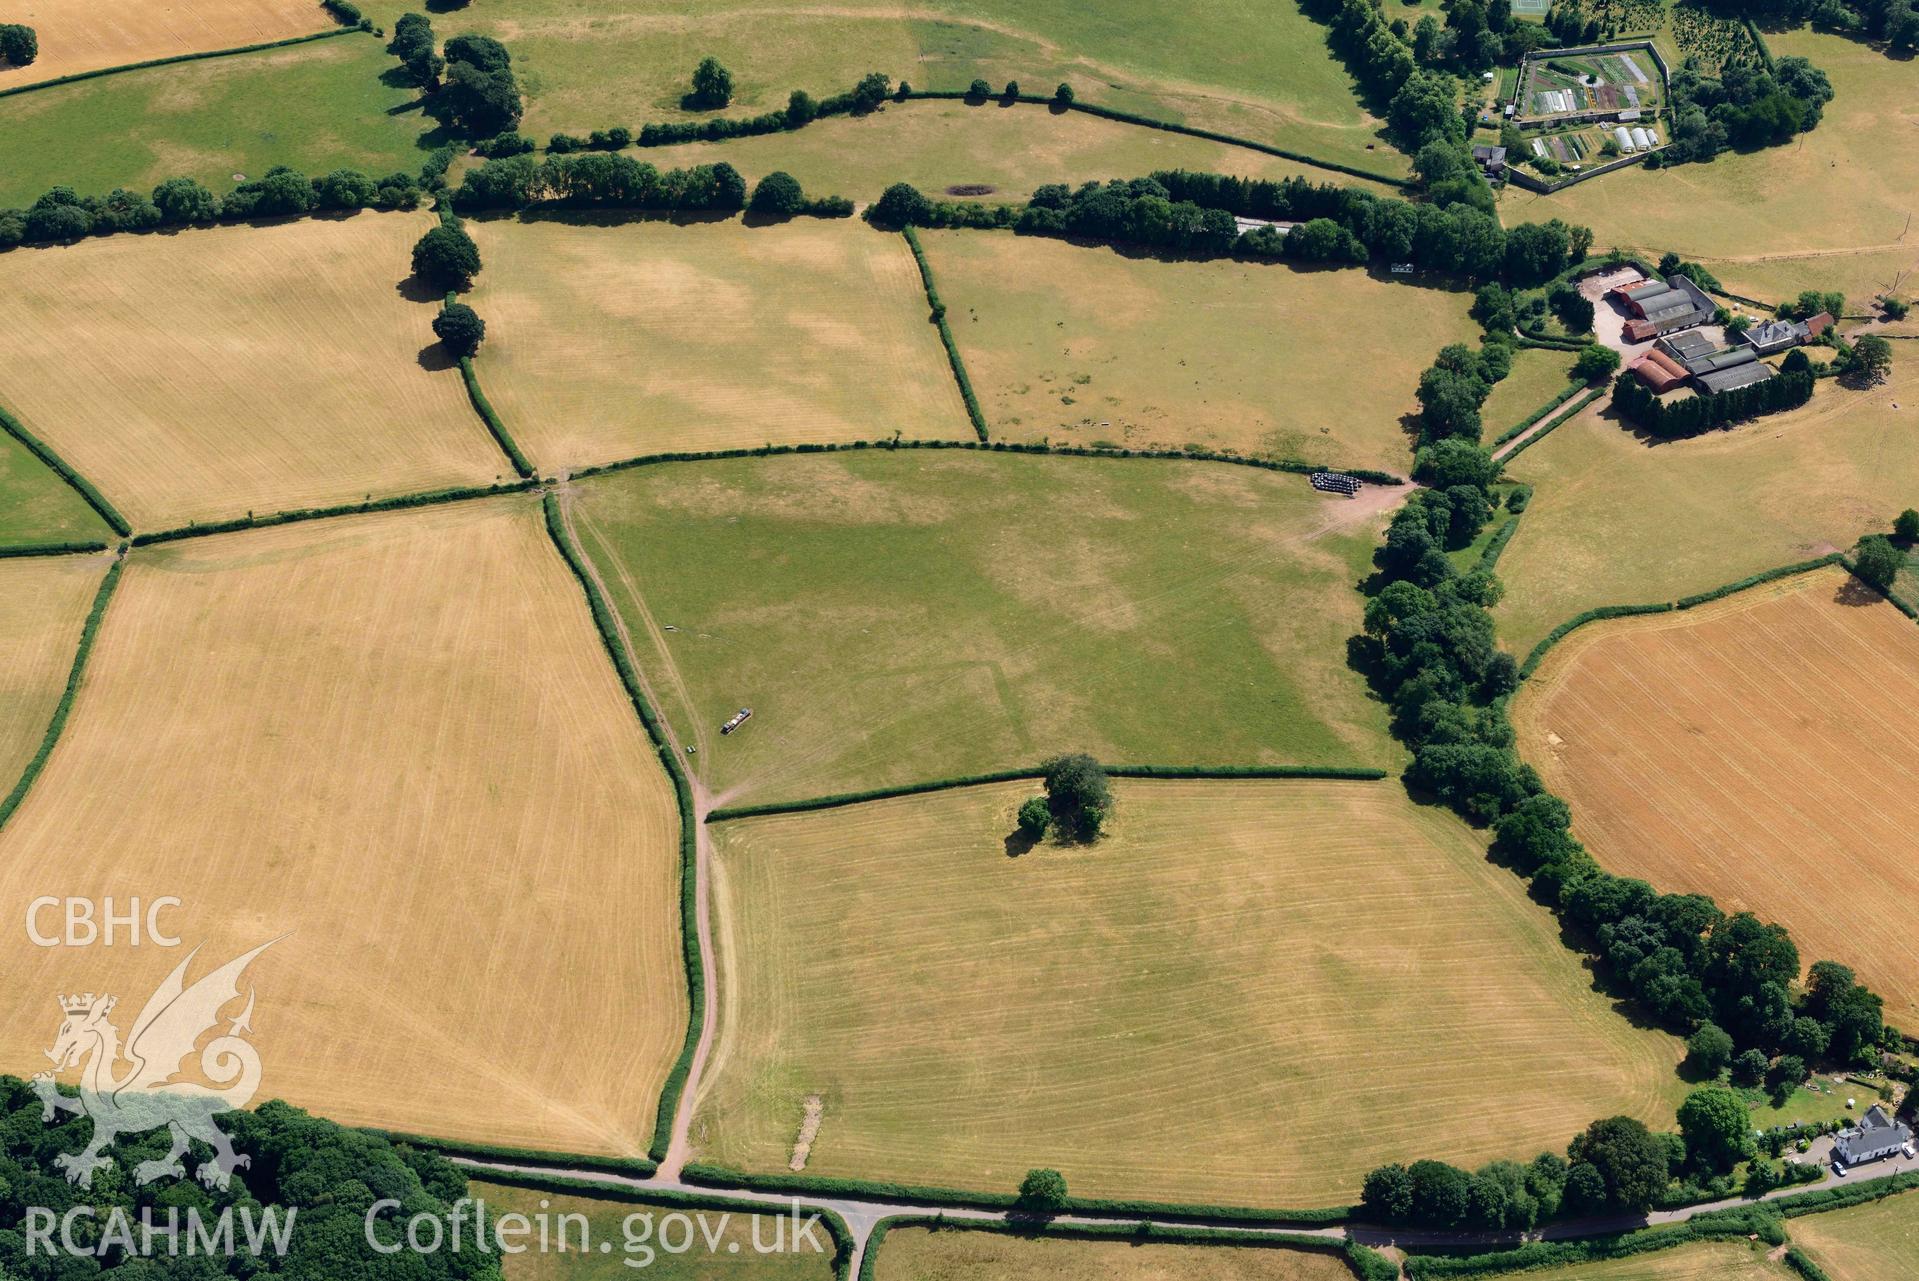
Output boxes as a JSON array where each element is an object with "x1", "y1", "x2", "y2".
[{"x1": 1514, "y1": 567, "x2": 1919, "y2": 1027}]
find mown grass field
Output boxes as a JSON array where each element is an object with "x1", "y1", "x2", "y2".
[
  {"x1": 0, "y1": 433, "x2": 109, "y2": 547},
  {"x1": 0, "y1": 213, "x2": 507, "y2": 531},
  {"x1": 872, "y1": 1226, "x2": 1356, "y2": 1281},
  {"x1": 0, "y1": 35, "x2": 428, "y2": 209},
  {"x1": 0, "y1": 500, "x2": 687, "y2": 1155},
  {"x1": 1472, "y1": 1240, "x2": 1794, "y2": 1280},
  {"x1": 570, "y1": 451, "x2": 1400, "y2": 807},
  {"x1": 474, "y1": 1182, "x2": 837, "y2": 1280},
  {"x1": 1787, "y1": 1187, "x2": 1919, "y2": 1281},
  {"x1": 1494, "y1": 366, "x2": 1919, "y2": 657},
  {"x1": 636, "y1": 99, "x2": 1406, "y2": 205},
  {"x1": 922, "y1": 232, "x2": 1477, "y2": 471},
  {"x1": 0, "y1": 554, "x2": 106, "y2": 796},
  {"x1": 1513, "y1": 567, "x2": 1919, "y2": 1026},
  {"x1": 1481, "y1": 346, "x2": 1578, "y2": 440},
  {"x1": 692, "y1": 778, "x2": 1684, "y2": 1207},
  {"x1": 4, "y1": 0, "x2": 329, "y2": 87},
  {"x1": 1503, "y1": 34, "x2": 1919, "y2": 308},
  {"x1": 464, "y1": 217, "x2": 970, "y2": 469},
  {"x1": 357, "y1": 0, "x2": 1402, "y2": 174}
]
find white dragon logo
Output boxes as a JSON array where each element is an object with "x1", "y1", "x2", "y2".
[{"x1": 32, "y1": 940, "x2": 275, "y2": 1189}]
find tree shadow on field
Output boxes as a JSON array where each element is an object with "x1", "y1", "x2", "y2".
[
  {"x1": 1003, "y1": 829, "x2": 1040, "y2": 858},
  {"x1": 1833, "y1": 575, "x2": 1884, "y2": 607},
  {"x1": 395, "y1": 273, "x2": 447, "y2": 304},
  {"x1": 416, "y1": 342, "x2": 456, "y2": 373}
]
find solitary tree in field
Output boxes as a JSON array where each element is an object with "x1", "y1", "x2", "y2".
[
  {"x1": 1854, "y1": 535, "x2": 1902, "y2": 592},
  {"x1": 433, "y1": 302, "x2": 486, "y2": 357},
  {"x1": 0, "y1": 23, "x2": 36, "y2": 66},
  {"x1": 412, "y1": 222, "x2": 482, "y2": 290},
  {"x1": 1042, "y1": 753, "x2": 1111, "y2": 841},
  {"x1": 1852, "y1": 333, "x2": 1893, "y2": 385},
  {"x1": 1016, "y1": 1168, "x2": 1068, "y2": 1216},
  {"x1": 1894, "y1": 508, "x2": 1919, "y2": 545},
  {"x1": 689, "y1": 56, "x2": 733, "y2": 109}
]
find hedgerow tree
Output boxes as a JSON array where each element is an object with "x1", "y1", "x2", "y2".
[
  {"x1": 1016, "y1": 1168, "x2": 1068, "y2": 1216},
  {"x1": 1853, "y1": 535, "x2": 1902, "y2": 592},
  {"x1": 1054, "y1": 81, "x2": 1074, "y2": 104},
  {"x1": 689, "y1": 56, "x2": 733, "y2": 108},
  {"x1": 152, "y1": 176, "x2": 220, "y2": 224},
  {"x1": 1852, "y1": 333, "x2": 1893, "y2": 384},
  {"x1": 1042, "y1": 753, "x2": 1111, "y2": 840},
  {"x1": 435, "y1": 34, "x2": 521, "y2": 137},
  {"x1": 387, "y1": 12, "x2": 442, "y2": 87},
  {"x1": 749, "y1": 170, "x2": 806, "y2": 217},
  {"x1": 1572, "y1": 343, "x2": 1620, "y2": 383},
  {"x1": 412, "y1": 222, "x2": 482, "y2": 289},
  {"x1": 967, "y1": 77, "x2": 991, "y2": 98},
  {"x1": 1566, "y1": 1116, "x2": 1668, "y2": 1213},
  {"x1": 1677, "y1": 1086, "x2": 1754, "y2": 1173},
  {"x1": 1894, "y1": 508, "x2": 1919, "y2": 544},
  {"x1": 867, "y1": 182, "x2": 931, "y2": 228},
  {"x1": 433, "y1": 302, "x2": 486, "y2": 357},
  {"x1": 0, "y1": 22, "x2": 35, "y2": 66},
  {"x1": 1016, "y1": 796, "x2": 1050, "y2": 839}
]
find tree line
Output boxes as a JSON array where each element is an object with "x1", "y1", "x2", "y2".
[
  {"x1": 386, "y1": 14, "x2": 522, "y2": 139},
  {"x1": 1610, "y1": 366, "x2": 1815, "y2": 435}
]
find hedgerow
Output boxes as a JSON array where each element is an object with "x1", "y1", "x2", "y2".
[
  {"x1": 1784, "y1": 1246, "x2": 1833, "y2": 1281},
  {"x1": 128, "y1": 480, "x2": 537, "y2": 547},
  {"x1": 354, "y1": 1129, "x2": 656, "y2": 1177},
  {"x1": 0, "y1": 541, "x2": 109, "y2": 559},
  {"x1": 899, "y1": 226, "x2": 988, "y2": 440},
  {"x1": 1476, "y1": 517, "x2": 1522, "y2": 572},
  {"x1": 1498, "y1": 385, "x2": 1605, "y2": 462},
  {"x1": 0, "y1": 404, "x2": 129, "y2": 536},
  {"x1": 1404, "y1": 1206, "x2": 1784, "y2": 1277},
  {"x1": 1769, "y1": 1170, "x2": 1919, "y2": 1217},
  {"x1": 456, "y1": 356, "x2": 534, "y2": 478},
  {"x1": 0, "y1": 560, "x2": 122, "y2": 832},
  {"x1": 539, "y1": 495, "x2": 703, "y2": 1162},
  {"x1": 1491, "y1": 383, "x2": 1583, "y2": 447}
]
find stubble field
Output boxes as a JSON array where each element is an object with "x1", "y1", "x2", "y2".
[
  {"x1": 690, "y1": 778, "x2": 1684, "y2": 1208},
  {"x1": 921, "y1": 231, "x2": 1479, "y2": 471},
  {"x1": 872, "y1": 1226, "x2": 1357, "y2": 1281},
  {"x1": 0, "y1": 499, "x2": 687, "y2": 1155},
  {"x1": 1786, "y1": 1188, "x2": 1919, "y2": 1281},
  {"x1": 571, "y1": 450, "x2": 1401, "y2": 808},
  {"x1": 1513, "y1": 567, "x2": 1919, "y2": 1026},
  {"x1": 0, "y1": 213, "x2": 507, "y2": 531},
  {"x1": 463, "y1": 217, "x2": 971, "y2": 470},
  {"x1": 0, "y1": 554, "x2": 107, "y2": 796},
  {"x1": 2, "y1": 0, "x2": 328, "y2": 87},
  {"x1": 1493, "y1": 368, "x2": 1919, "y2": 658}
]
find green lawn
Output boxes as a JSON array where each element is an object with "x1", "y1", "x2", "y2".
[
  {"x1": 0, "y1": 432, "x2": 111, "y2": 548},
  {"x1": 569, "y1": 450, "x2": 1399, "y2": 807},
  {"x1": 357, "y1": 0, "x2": 1403, "y2": 174},
  {"x1": 1483, "y1": 347, "x2": 1578, "y2": 442},
  {"x1": 0, "y1": 34, "x2": 432, "y2": 208}
]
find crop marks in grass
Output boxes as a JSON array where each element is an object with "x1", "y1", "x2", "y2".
[
  {"x1": 692, "y1": 777, "x2": 1684, "y2": 1209},
  {"x1": 1514, "y1": 566, "x2": 1919, "y2": 1027},
  {"x1": 462, "y1": 217, "x2": 973, "y2": 471},
  {"x1": 569, "y1": 450, "x2": 1400, "y2": 808},
  {"x1": 0, "y1": 213, "x2": 509, "y2": 532},
  {"x1": 0, "y1": 499, "x2": 687, "y2": 1157}
]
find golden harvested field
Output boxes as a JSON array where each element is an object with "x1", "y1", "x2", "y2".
[
  {"x1": 1514, "y1": 567, "x2": 1919, "y2": 1026},
  {"x1": 922, "y1": 231, "x2": 1478, "y2": 472},
  {"x1": 464, "y1": 217, "x2": 972, "y2": 469},
  {"x1": 1503, "y1": 34, "x2": 1919, "y2": 308},
  {"x1": 0, "y1": 554, "x2": 106, "y2": 795},
  {"x1": 0, "y1": 214, "x2": 508, "y2": 532},
  {"x1": 1787, "y1": 1188, "x2": 1919, "y2": 1281},
  {"x1": 1494, "y1": 368, "x2": 1919, "y2": 658},
  {"x1": 1482, "y1": 1241, "x2": 1795, "y2": 1280},
  {"x1": 474, "y1": 1182, "x2": 837, "y2": 1280},
  {"x1": 693, "y1": 779, "x2": 1684, "y2": 1207},
  {"x1": 873, "y1": 1227, "x2": 1355, "y2": 1281},
  {"x1": 4, "y1": 0, "x2": 328, "y2": 86},
  {"x1": 0, "y1": 499, "x2": 686, "y2": 1155},
  {"x1": 635, "y1": 100, "x2": 1405, "y2": 205}
]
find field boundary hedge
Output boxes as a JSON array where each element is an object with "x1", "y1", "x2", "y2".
[
  {"x1": 858, "y1": 1215, "x2": 1392, "y2": 1281},
  {"x1": 1491, "y1": 381, "x2": 1582, "y2": 447},
  {"x1": 0, "y1": 541, "x2": 111, "y2": 559},
  {"x1": 0, "y1": 402, "x2": 132, "y2": 537},
  {"x1": 707, "y1": 763, "x2": 1389, "y2": 822},
  {"x1": 899, "y1": 226, "x2": 989, "y2": 440},
  {"x1": 1476, "y1": 516, "x2": 1523, "y2": 573},
  {"x1": 571, "y1": 436, "x2": 1405, "y2": 486},
  {"x1": 456, "y1": 355, "x2": 536, "y2": 479},
  {"x1": 0, "y1": 558, "x2": 122, "y2": 832},
  {"x1": 452, "y1": 1167, "x2": 855, "y2": 1278},
  {"x1": 1517, "y1": 553, "x2": 1847, "y2": 679},
  {"x1": 682, "y1": 1162, "x2": 1353, "y2": 1226},
  {"x1": 0, "y1": 27, "x2": 360, "y2": 101},
  {"x1": 1403, "y1": 1205, "x2": 1785, "y2": 1277},
  {"x1": 1497, "y1": 385, "x2": 1605, "y2": 462},
  {"x1": 128, "y1": 479, "x2": 538, "y2": 547},
  {"x1": 539, "y1": 494, "x2": 703, "y2": 1163},
  {"x1": 357, "y1": 1129, "x2": 658, "y2": 1177}
]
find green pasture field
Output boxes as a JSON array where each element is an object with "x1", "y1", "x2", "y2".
[
  {"x1": 0, "y1": 433, "x2": 110, "y2": 548},
  {"x1": 471, "y1": 1182, "x2": 837, "y2": 1280},
  {"x1": 695, "y1": 777, "x2": 1685, "y2": 1208},
  {"x1": 1465, "y1": 1240, "x2": 1794, "y2": 1280},
  {"x1": 1492, "y1": 367, "x2": 1919, "y2": 658},
  {"x1": 921, "y1": 230, "x2": 1479, "y2": 471},
  {"x1": 0, "y1": 35, "x2": 428, "y2": 210},
  {"x1": 569, "y1": 450, "x2": 1401, "y2": 808},
  {"x1": 356, "y1": 0, "x2": 1403, "y2": 175},
  {"x1": 1787, "y1": 1186, "x2": 1919, "y2": 1281},
  {"x1": 634, "y1": 98, "x2": 1405, "y2": 205},
  {"x1": 872, "y1": 1226, "x2": 1356, "y2": 1280},
  {"x1": 1482, "y1": 347, "x2": 1577, "y2": 439},
  {"x1": 1504, "y1": 33, "x2": 1919, "y2": 308}
]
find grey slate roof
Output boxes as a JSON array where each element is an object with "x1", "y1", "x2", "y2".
[
  {"x1": 1684, "y1": 346, "x2": 1758, "y2": 375},
  {"x1": 1693, "y1": 360, "x2": 1775, "y2": 394},
  {"x1": 1659, "y1": 330, "x2": 1718, "y2": 361},
  {"x1": 1834, "y1": 1105, "x2": 1913, "y2": 1166}
]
